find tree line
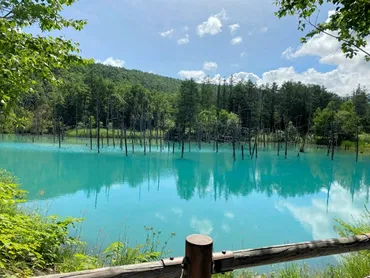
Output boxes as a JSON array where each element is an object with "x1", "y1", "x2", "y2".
[{"x1": 1, "y1": 64, "x2": 369, "y2": 159}]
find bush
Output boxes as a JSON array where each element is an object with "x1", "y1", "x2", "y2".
[{"x1": 0, "y1": 170, "x2": 89, "y2": 277}]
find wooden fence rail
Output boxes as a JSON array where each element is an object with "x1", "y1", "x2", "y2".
[{"x1": 38, "y1": 233, "x2": 370, "y2": 278}]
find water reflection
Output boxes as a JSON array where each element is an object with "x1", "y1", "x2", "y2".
[
  {"x1": 0, "y1": 142, "x2": 369, "y2": 205},
  {"x1": 0, "y1": 141, "x2": 370, "y2": 263}
]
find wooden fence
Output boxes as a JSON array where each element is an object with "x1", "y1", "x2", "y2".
[{"x1": 39, "y1": 233, "x2": 370, "y2": 278}]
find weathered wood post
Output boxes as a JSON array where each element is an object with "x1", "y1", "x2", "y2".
[{"x1": 184, "y1": 234, "x2": 213, "y2": 278}]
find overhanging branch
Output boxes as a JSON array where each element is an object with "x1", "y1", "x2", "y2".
[{"x1": 305, "y1": 19, "x2": 370, "y2": 58}]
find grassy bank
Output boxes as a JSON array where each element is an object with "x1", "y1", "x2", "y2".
[
  {"x1": 1, "y1": 170, "x2": 370, "y2": 277},
  {"x1": 64, "y1": 128, "x2": 165, "y2": 139}
]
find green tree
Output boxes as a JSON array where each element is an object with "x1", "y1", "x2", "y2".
[
  {"x1": 0, "y1": 0, "x2": 87, "y2": 113},
  {"x1": 176, "y1": 79, "x2": 199, "y2": 157}
]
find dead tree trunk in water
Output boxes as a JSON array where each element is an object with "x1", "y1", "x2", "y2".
[
  {"x1": 96, "y1": 100, "x2": 100, "y2": 154},
  {"x1": 255, "y1": 130, "x2": 258, "y2": 159},
  {"x1": 89, "y1": 117, "x2": 92, "y2": 150},
  {"x1": 112, "y1": 107, "x2": 115, "y2": 148},
  {"x1": 149, "y1": 120, "x2": 152, "y2": 153},
  {"x1": 331, "y1": 121, "x2": 335, "y2": 161},
  {"x1": 188, "y1": 124, "x2": 191, "y2": 153},
  {"x1": 284, "y1": 120, "x2": 288, "y2": 159},
  {"x1": 181, "y1": 127, "x2": 185, "y2": 158},
  {"x1": 156, "y1": 112, "x2": 159, "y2": 149},
  {"x1": 248, "y1": 129, "x2": 252, "y2": 156},
  {"x1": 120, "y1": 116, "x2": 123, "y2": 151},
  {"x1": 140, "y1": 105, "x2": 143, "y2": 147},
  {"x1": 356, "y1": 118, "x2": 359, "y2": 162},
  {"x1": 75, "y1": 99, "x2": 78, "y2": 143},
  {"x1": 58, "y1": 119, "x2": 61, "y2": 148},
  {"x1": 131, "y1": 117, "x2": 135, "y2": 154},
  {"x1": 106, "y1": 99, "x2": 110, "y2": 147},
  {"x1": 143, "y1": 120, "x2": 147, "y2": 155}
]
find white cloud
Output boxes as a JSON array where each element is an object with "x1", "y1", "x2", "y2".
[
  {"x1": 260, "y1": 26, "x2": 268, "y2": 33},
  {"x1": 240, "y1": 51, "x2": 247, "y2": 58},
  {"x1": 326, "y1": 10, "x2": 336, "y2": 23},
  {"x1": 197, "y1": 9, "x2": 228, "y2": 37},
  {"x1": 203, "y1": 61, "x2": 218, "y2": 71},
  {"x1": 177, "y1": 34, "x2": 190, "y2": 45},
  {"x1": 224, "y1": 212, "x2": 234, "y2": 219},
  {"x1": 277, "y1": 11, "x2": 370, "y2": 96},
  {"x1": 155, "y1": 212, "x2": 166, "y2": 222},
  {"x1": 178, "y1": 70, "x2": 206, "y2": 81},
  {"x1": 233, "y1": 72, "x2": 260, "y2": 83},
  {"x1": 229, "y1": 23, "x2": 240, "y2": 36},
  {"x1": 191, "y1": 217, "x2": 213, "y2": 235},
  {"x1": 277, "y1": 182, "x2": 367, "y2": 240},
  {"x1": 231, "y1": 36, "x2": 243, "y2": 45},
  {"x1": 172, "y1": 208, "x2": 183, "y2": 217},
  {"x1": 160, "y1": 28, "x2": 174, "y2": 38},
  {"x1": 96, "y1": 57, "x2": 125, "y2": 68}
]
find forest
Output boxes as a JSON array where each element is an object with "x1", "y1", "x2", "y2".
[{"x1": 2, "y1": 63, "x2": 369, "y2": 159}]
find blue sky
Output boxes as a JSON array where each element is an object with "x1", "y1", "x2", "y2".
[{"x1": 36, "y1": 0, "x2": 370, "y2": 96}]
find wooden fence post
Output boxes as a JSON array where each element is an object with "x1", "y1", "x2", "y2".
[{"x1": 184, "y1": 234, "x2": 213, "y2": 278}]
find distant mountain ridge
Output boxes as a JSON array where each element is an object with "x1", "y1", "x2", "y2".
[{"x1": 79, "y1": 63, "x2": 182, "y2": 93}]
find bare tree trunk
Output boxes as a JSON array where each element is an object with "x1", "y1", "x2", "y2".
[
  {"x1": 106, "y1": 100, "x2": 110, "y2": 147},
  {"x1": 53, "y1": 116, "x2": 56, "y2": 143},
  {"x1": 149, "y1": 122, "x2": 152, "y2": 153},
  {"x1": 285, "y1": 124, "x2": 288, "y2": 159},
  {"x1": 97, "y1": 100, "x2": 100, "y2": 154},
  {"x1": 255, "y1": 130, "x2": 258, "y2": 159},
  {"x1": 356, "y1": 118, "x2": 359, "y2": 162},
  {"x1": 188, "y1": 124, "x2": 191, "y2": 152},
  {"x1": 58, "y1": 119, "x2": 61, "y2": 148},
  {"x1": 181, "y1": 127, "x2": 185, "y2": 158},
  {"x1": 75, "y1": 100, "x2": 78, "y2": 143},
  {"x1": 232, "y1": 140, "x2": 236, "y2": 161},
  {"x1": 140, "y1": 106, "x2": 143, "y2": 147},
  {"x1": 331, "y1": 121, "x2": 335, "y2": 161},
  {"x1": 120, "y1": 117, "x2": 123, "y2": 151},
  {"x1": 300, "y1": 135, "x2": 306, "y2": 153},
  {"x1": 112, "y1": 108, "x2": 115, "y2": 148},
  {"x1": 124, "y1": 127, "x2": 128, "y2": 156},
  {"x1": 131, "y1": 117, "x2": 135, "y2": 154},
  {"x1": 156, "y1": 111, "x2": 159, "y2": 148},
  {"x1": 143, "y1": 120, "x2": 147, "y2": 155},
  {"x1": 89, "y1": 117, "x2": 92, "y2": 150},
  {"x1": 248, "y1": 129, "x2": 252, "y2": 156}
]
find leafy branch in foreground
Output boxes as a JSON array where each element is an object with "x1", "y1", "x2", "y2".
[
  {"x1": 0, "y1": 0, "x2": 88, "y2": 113},
  {"x1": 275, "y1": 0, "x2": 370, "y2": 61}
]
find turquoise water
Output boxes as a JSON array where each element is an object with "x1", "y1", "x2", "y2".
[{"x1": 0, "y1": 138, "x2": 370, "y2": 270}]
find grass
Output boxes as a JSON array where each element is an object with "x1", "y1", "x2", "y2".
[
  {"x1": 64, "y1": 128, "x2": 165, "y2": 139},
  {"x1": 340, "y1": 133, "x2": 370, "y2": 153}
]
